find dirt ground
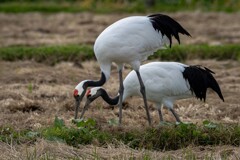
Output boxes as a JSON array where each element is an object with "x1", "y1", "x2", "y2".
[
  {"x1": 1, "y1": 12, "x2": 240, "y2": 47},
  {"x1": 0, "y1": 12, "x2": 240, "y2": 159}
]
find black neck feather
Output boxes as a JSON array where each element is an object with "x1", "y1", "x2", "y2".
[
  {"x1": 99, "y1": 88, "x2": 119, "y2": 105},
  {"x1": 183, "y1": 65, "x2": 224, "y2": 102},
  {"x1": 83, "y1": 72, "x2": 106, "y2": 89},
  {"x1": 148, "y1": 13, "x2": 191, "y2": 48}
]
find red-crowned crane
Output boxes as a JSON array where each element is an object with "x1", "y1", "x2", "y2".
[
  {"x1": 80, "y1": 62, "x2": 224, "y2": 123},
  {"x1": 73, "y1": 14, "x2": 191, "y2": 125}
]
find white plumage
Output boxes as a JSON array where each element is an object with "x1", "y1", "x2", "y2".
[
  {"x1": 81, "y1": 62, "x2": 224, "y2": 122},
  {"x1": 122, "y1": 62, "x2": 191, "y2": 103},
  {"x1": 74, "y1": 14, "x2": 191, "y2": 125},
  {"x1": 94, "y1": 16, "x2": 170, "y2": 79}
]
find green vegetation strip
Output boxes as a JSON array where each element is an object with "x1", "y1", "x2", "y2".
[
  {"x1": 0, "y1": 44, "x2": 240, "y2": 64},
  {"x1": 0, "y1": 0, "x2": 239, "y2": 13},
  {"x1": 1, "y1": 117, "x2": 240, "y2": 150},
  {"x1": 0, "y1": 45, "x2": 94, "y2": 65}
]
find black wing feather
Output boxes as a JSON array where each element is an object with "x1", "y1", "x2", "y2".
[
  {"x1": 183, "y1": 65, "x2": 224, "y2": 102},
  {"x1": 148, "y1": 13, "x2": 191, "y2": 47}
]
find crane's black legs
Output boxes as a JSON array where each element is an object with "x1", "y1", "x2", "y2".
[
  {"x1": 135, "y1": 70, "x2": 152, "y2": 125},
  {"x1": 169, "y1": 108, "x2": 181, "y2": 122},
  {"x1": 118, "y1": 69, "x2": 124, "y2": 125}
]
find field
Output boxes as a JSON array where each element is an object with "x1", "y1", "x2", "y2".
[{"x1": 0, "y1": 9, "x2": 240, "y2": 160}]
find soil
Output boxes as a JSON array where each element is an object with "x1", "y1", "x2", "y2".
[
  {"x1": 0, "y1": 12, "x2": 240, "y2": 159},
  {"x1": 0, "y1": 12, "x2": 240, "y2": 47}
]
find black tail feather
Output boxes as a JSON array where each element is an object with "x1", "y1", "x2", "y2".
[
  {"x1": 183, "y1": 65, "x2": 224, "y2": 102},
  {"x1": 148, "y1": 13, "x2": 191, "y2": 47}
]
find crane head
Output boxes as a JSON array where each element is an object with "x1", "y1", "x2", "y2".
[
  {"x1": 73, "y1": 80, "x2": 88, "y2": 119},
  {"x1": 75, "y1": 87, "x2": 104, "y2": 119},
  {"x1": 83, "y1": 87, "x2": 103, "y2": 108},
  {"x1": 74, "y1": 80, "x2": 88, "y2": 99},
  {"x1": 73, "y1": 72, "x2": 106, "y2": 119},
  {"x1": 86, "y1": 87, "x2": 103, "y2": 100}
]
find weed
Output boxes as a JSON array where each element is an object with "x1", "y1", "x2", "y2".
[
  {"x1": 108, "y1": 118, "x2": 119, "y2": 126},
  {"x1": 0, "y1": 125, "x2": 37, "y2": 145},
  {"x1": 27, "y1": 83, "x2": 33, "y2": 93},
  {"x1": 1, "y1": 118, "x2": 240, "y2": 151},
  {"x1": 42, "y1": 117, "x2": 102, "y2": 147}
]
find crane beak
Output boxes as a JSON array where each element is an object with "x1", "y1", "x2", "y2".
[
  {"x1": 74, "y1": 93, "x2": 84, "y2": 119},
  {"x1": 79, "y1": 96, "x2": 95, "y2": 119},
  {"x1": 79, "y1": 93, "x2": 101, "y2": 119},
  {"x1": 84, "y1": 98, "x2": 92, "y2": 107}
]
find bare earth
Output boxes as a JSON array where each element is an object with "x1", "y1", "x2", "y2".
[
  {"x1": 0, "y1": 12, "x2": 240, "y2": 159},
  {"x1": 1, "y1": 12, "x2": 240, "y2": 47}
]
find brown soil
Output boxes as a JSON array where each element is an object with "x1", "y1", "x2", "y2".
[
  {"x1": 0, "y1": 12, "x2": 240, "y2": 47},
  {"x1": 0, "y1": 12, "x2": 240, "y2": 159}
]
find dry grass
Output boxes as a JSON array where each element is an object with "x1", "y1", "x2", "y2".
[
  {"x1": 1, "y1": 60, "x2": 240, "y2": 129},
  {"x1": 1, "y1": 12, "x2": 240, "y2": 47},
  {"x1": 0, "y1": 139, "x2": 239, "y2": 159}
]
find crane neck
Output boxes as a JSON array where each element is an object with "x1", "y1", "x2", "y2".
[
  {"x1": 100, "y1": 88, "x2": 119, "y2": 105},
  {"x1": 84, "y1": 72, "x2": 106, "y2": 88}
]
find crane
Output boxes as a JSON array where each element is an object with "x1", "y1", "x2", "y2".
[
  {"x1": 80, "y1": 62, "x2": 224, "y2": 123},
  {"x1": 73, "y1": 14, "x2": 191, "y2": 125}
]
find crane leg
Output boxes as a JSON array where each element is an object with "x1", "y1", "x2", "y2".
[
  {"x1": 158, "y1": 108, "x2": 164, "y2": 122},
  {"x1": 118, "y1": 69, "x2": 124, "y2": 125},
  {"x1": 169, "y1": 108, "x2": 181, "y2": 122},
  {"x1": 135, "y1": 70, "x2": 152, "y2": 125}
]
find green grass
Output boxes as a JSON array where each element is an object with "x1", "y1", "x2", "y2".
[
  {"x1": 149, "y1": 44, "x2": 240, "y2": 61},
  {"x1": 0, "y1": 0, "x2": 239, "y2": 13},
  {"x1": 0, "y1": 44, "x2": 94, "y2": 65},
  {"x1": 1, "y1": 117, "x2": 240, "y2": 151},
  {"x1": 0, "y1": 44, "x2": 240, "y2": 65}
]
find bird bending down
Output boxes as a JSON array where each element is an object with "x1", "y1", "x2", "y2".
[
  {"x1": 80, "y1": 62, "x2": 224, "y2": 123},
  {"x1": 73, "y1": 14, "x2": 191, "y2": 125}
]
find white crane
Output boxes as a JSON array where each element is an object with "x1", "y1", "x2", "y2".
[
  {"x1": 73, "y1": 14, "x2": 191, "y2": 125},
  {"x1": 80, "y1": 62, "x2": 224, "y2": 123}
]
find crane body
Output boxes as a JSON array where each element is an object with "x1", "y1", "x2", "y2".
[{"x1": 81, "y1": 62, "x2": 224, "y2": 122}]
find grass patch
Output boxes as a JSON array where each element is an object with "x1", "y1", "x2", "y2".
[
  {"x1": 1, "y1": 117, "x2": 240, "y2": 151},
  {"x1": 42, "y1": 117, "x2": 111, "y2": 147},
  {"x1": 0, "y1": 44, "x2": 94, "y2": 65},
  {"x1": 0, "y1": 125, "x2": 37, "y2": 145},
  {"x1": 0, "y1": 2, "x2": 86, "y2": 13},
  {"x1": 0, "y1": 0, "x2": 239, "y2": 13},
  {"x1": 150, "y1": 44, "x2": 240, "y2": 61},
  {"x1": 0, "y1": 44, "x2": 240, "y2": 64}
]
